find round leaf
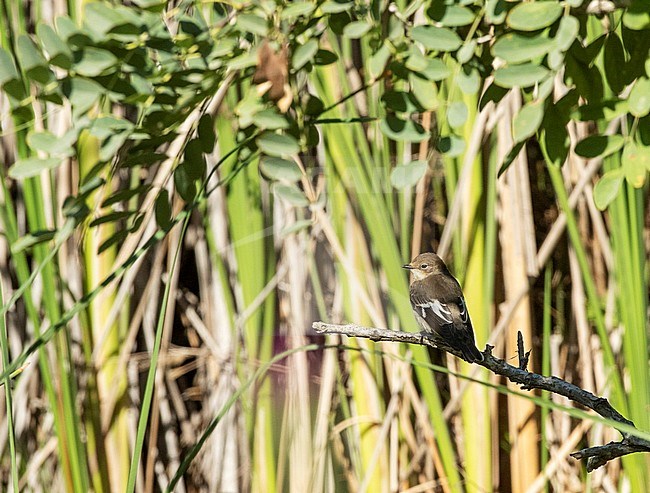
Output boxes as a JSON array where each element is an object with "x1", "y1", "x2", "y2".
[
  {"x1": 574, "y1": 135, "x2": 625, "y2": 159},
  {"x1": 74, "y1": 47, "x2": 118, "y2": 77},
  {"x1": 9, "y1": 157, "x2": 62, "y2": 179},
  {"x1": 281, "y1": 2, "x2": 316, "y2": 19},
  {"x1": 155, "y1": 189, "x2": 172, "y2": 230},
  {"x1": 257, "y1": 132, "x2": 300, "y2": 157},
  {"x1": 272, "y1": 183, "x2": 309, "y2": 206},
  {"x1": 493, "y1": 33, "x2": 555, "y2": 64},
  {"x1": 293, "y1": 39, "x2": 318, "y2": 70},
  {"x1": 513, "y1": 100, "x2": 544, "y2": 143},
  {"x1": 629, "y1": 77, "x2": 650, "y2": 118},
  {"x1": 343, "y1": 21, "x2": 371, "y2": 39},
  {"x1": 507, "y1": 3, "x2": 563, "y2": 31},
  {"x1": 412, "y1": 26, "x2": 462, "y2": 52},
  {"x1": 417, "y1": 58, "x2": 451, "y2": 81},
  {"x1": 622, "y1": 142, "x2": 650, "y2": 188},
  {"x1": 494, "y1": 64, "x2": 550, "y2": 88},
  {"x1": 260, "y1": 157, "x2": 302, "y2": 181},
  {"x1": 380, "y1": 115, "x2": 429, "y2": 142},
  {"x1": 390, "y1": 160, "x2": 428, "y2": 189},
  {"x1": 437, "y1": 135, "x2": 466, "y2": 157},
  {"x1": 447, "y1": 101, "x2": 468, "y2": 128},
  {"x1": 593, "y1": 169, "x2": 623, "y2": 210},
  {"x1": 427, "y1": 4, "x2": 474, "y2": 27},
  {"x1": 555, "y1": 16, "x2": 579, "y2": 52}
]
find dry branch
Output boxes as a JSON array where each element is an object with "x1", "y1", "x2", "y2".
[{"x1": 312, "y1": 321, "x2": 650, "y2": 472}]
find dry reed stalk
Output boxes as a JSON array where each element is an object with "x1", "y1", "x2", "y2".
[{"x1": 496, "y1": 92, "x2": 539, "y2": 492}]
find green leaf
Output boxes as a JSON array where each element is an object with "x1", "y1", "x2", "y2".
[
  {"x1": 623, "y1": 0, "x2": 650, "y2": 30},
  {"x1": 390, "y1": 160, "x2": 428, "y2": 189},
  {"x1": 155, "y1": 190, "x2": 172, "y2": 230},
  {"x1": 260, "y1": 157, "x2": 302, "y2": 181},
  {"x1": 593, "y1": 169, "x2": 623, "y2": 210},
  {"x1": 493, "y1": 33, "x2": 555, "y2": 64},
  {"x1": 574, "y1": 135, "x2": 625, "y2": 159},
  {"x1": 412, "y1": 26, "x2": 462, "y2": 52},
  {"x1": 0, "y1": 48, "x2": 21, "y2": 88},
  {"x1": 174, "y1": 163, "x2": 197, "y2": 202},
  {"x1": 382, "y1": 90, "x2": 422, "y2": 113},
  {"x1": 539, "y1": 105, "x2": 569, "y2": 167},
  {"x1": 498, "y1": 141, "x2": 525, "y2": 177},
  {"x1": 272, "y1": 183, "x2": 309, "y2": 206},
  {"x1": 27, "y1": 129, "x2": 77, "y2": 157},
  {"x1": 629, "y1": 77, "x2": 650, "y2": 118},
  {"x1": 227, "y1": 52, "x2": 258, "y2": 70},
  {"x1": 437, "y1": 135, "x2": 466, "y2": 157},
  {"x1": 457, "y1": 40, "x2": 476, "y2": 64},
  {"x1": 98, "y1": 229, "x2": 128, "y2": 254},
  {"x1": 380, "y1": 115, "x2": 429, "y2": 142},
  {"x1": 74, "y1": 47, "x2": 118, "y2": 77},
  {"x1": 457, "y1": 66, "x2": 480, "y2": 95},
  {"x1": 293, "y1": 39, "x2": 318, "y2": 70},
  {"x1": 16, "y1": 35, "x2": 51, "y2": 84},
  {"x1": 63, "y1": 77, "x2": 104, "y2": 115},
  {"x1": 89, "y1": 210, "x2": 135, "y2": 227},
  {"x1": 507, "y1": 2, "x2": 563, "y2": 31},
  {"x1": 320, "y1": 1, "x2": 353, "y2": 14},
  {"x1": 37, "y1": 23, "x2": 73, "y2": 68},
  {"x1": 405, "y1": 47, "x2": 429, "y2": 72},
  {"x1": 494, "y1": 64, "x2": 549, "y2": 88},
  {"x1": 426, "y1": 4, "x2": 474, "y2": 27},
  {"x1": 257, "y1": 132, "x2": 300, "y2": 156},
  {"x1": 573, "y1": 99, "x2": 629, "y2": 122},
  {"x1": 447, "y1": 101, "x2": 468, "y2": 128},
  {"x1": 281, "y1": 2, "x2": 316, "y2": 19},
  {"x1": 197, "y1": 114, "x2": 216, "y2": 153},
  {"x1": 603, "y1": 33, "x2": 625, "y2": 94},
  {"x1": 343, "y1": 21, "x2": 372, "y2": 39},
  {"x1": 513, "y1": 100, "x2": 544, "y2": 143},
  {"x1": 183, "y1": 139, "x2": 206, "y2": 181},
  {"x1": 486, "y1": 0, "x2": 507, "y2": 24},
  {"x1": 9, "y1": 157, "x2": 62, "y2": 179},
  {"x1": 236, "y1": 14, "x2": 268, "y2": 36},
  {"x1": 416, "y1": 58, "x2": 450, "y2": 81},
  {"x1": 622, "y1": 141, "x2": 650, "y2": 187},
  {"x1": 254, "y1": 109, "x2": 289, "y2": 130},
  {"x1": 11, "y1": 230, "x2": 57, "y2": 254},
  {"x1": 409, "y1": 74, "x2": 438, "y2": 110},
  {"x1": 84, "y1": 2, "x2": 138, "y2": 36},
  {"x1": 313, "y1": 49, "x2": 338, "y2": 65},
  {"x1": 555, "y1": 16, "x2": 579, "y2": 52},
  {"x1": 369, "y1": 43, "x2": 391, "y2": 79}
]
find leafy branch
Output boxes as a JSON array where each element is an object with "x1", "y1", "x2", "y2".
[{"x1": 312, "y1": 321, "x2": 650, "y2": 472}]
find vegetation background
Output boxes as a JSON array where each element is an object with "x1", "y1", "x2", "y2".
[{"x1": 0, "y1": 0, "x2": 649, "y2": 492}]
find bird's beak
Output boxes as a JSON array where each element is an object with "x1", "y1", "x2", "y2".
[{"x1": 402, "y1": 264, "x2": 413, "y2": 270}]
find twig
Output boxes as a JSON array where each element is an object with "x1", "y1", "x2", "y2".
[
  {"x1": 312, "y1": 321, "x2": 650, "y2": 472},
  {"x1": 516, "y1": 331, "x2": 531, "y2": 371}
]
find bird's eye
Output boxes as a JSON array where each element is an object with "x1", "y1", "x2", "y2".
[{"x1": 420, "y1": 263, "x2": 428, "y2": 269}]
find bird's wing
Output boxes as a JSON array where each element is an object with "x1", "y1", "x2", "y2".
[{"x1": 410, "y1": 291, "x2": 455, "y2": 328}]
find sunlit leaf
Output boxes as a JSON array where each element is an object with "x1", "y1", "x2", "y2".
[
  {"x1": 390, "y1": 160, "x2": 428, "y2": 189},
  {"x1": 593, "y1": 169, "x2": 623, "y2": 210}
]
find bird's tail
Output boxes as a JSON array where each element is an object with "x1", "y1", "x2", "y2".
[{"x1": 460, "y1": 343, "x2": 484, "y2": 363}]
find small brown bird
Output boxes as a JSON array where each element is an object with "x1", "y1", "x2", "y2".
[{"x1": 403, "y1": 252, "x2": 483, "y2": 363}]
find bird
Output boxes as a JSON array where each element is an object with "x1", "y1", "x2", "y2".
[{"x1": 403, "y1": 252, "x2": 484, "y2": 363}]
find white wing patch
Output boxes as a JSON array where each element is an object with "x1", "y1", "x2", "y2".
[{"x1": 419, "y1": 300, "x2": 453, "y2": 324}]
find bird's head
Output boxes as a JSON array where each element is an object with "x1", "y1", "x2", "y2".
[{"x1": 402, "y1": 252, "x2": 446, "y2": 280}]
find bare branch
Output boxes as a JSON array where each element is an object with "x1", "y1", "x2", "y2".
[{"x1": 312, "y1": 321, "x2": 650, "y2": 472}]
